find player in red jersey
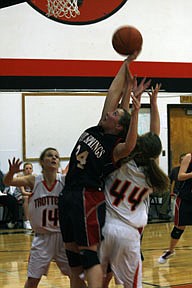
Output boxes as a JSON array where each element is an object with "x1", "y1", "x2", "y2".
[
  {"x1": 99, "y1": 84, "x2": 169, "y2": 287},
  {"x1": 3, "y1": 148, "x2": 86, "y2": 288}
]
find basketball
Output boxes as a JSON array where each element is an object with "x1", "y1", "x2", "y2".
[{"x1": 112, "y1": 26, "x2": 143, "y2": 55}]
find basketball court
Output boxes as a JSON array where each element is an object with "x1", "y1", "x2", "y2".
[{"x1": 1, "y1": 222, "x2": 192, "y2": 287}]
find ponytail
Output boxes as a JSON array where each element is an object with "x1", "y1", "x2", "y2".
[
  {"x1": 131, "y1": 132, "x2": 170, "y2": 192},
  {"x1": 144, "y1": 158, "x2": 170, "y2": 192}
]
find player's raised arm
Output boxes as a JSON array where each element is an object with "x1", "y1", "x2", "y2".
[
  {"x1": 148, "y1": 83, "x2": 161, "y2": 136},
  {"x1": 119, "y1": 57, "x2": 136, "y2": 112},
  {"x1": 178, "y1": 153, "x2": 192, "y2": 181},
  {"x1": 3, "y1": 158, "x2": 35, "y2": 189},
  {"x1": 99, "y1": 53, "x2": 138, "y2": 124},
  {"x1": 113, "y1": 77, "x2": 151, "y2": 162}
]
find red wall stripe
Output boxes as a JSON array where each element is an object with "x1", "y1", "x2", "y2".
[{"x1": 0, "y1": 58, "x2": 192, "y2": 78}]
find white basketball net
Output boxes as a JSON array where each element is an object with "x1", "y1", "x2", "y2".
[{"x1": 47, "y1": 0, "x2": 80, "y2": 19}]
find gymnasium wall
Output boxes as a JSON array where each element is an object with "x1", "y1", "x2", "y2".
[
  {"x1": 0, "y1": 91, "x2": 189, "y2": 175},
  {"x1": 0, "y1": 0, "x2": 192, "y2": 174},
  {"x1": 0, "y1": 0, "x2": 192, "y2": 90}
]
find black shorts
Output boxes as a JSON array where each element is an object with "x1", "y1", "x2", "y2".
[
  {"x1": 58, "y1": 186, "x2": 106, "y2": 247},
  {"x1": 174, "y1": 197, "x2": 192, "y2": 226}
]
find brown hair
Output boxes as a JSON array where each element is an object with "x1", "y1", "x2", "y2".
[
  {"x1": 23, "y1": 162, "x2": 33, "y2": 169},
  {"x1": 125, "y1": 132, "x2": 170, "y2": 192},
  {"x1": 39, "y1": 147, "x2": 60, "y2": 171},
  {"x1": 118, "y1": 109, "x2": 131, "y2": 139}
]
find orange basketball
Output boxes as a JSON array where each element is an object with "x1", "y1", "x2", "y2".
[{"x1": 112, "y1": 26, "x2": 143, "y2": 55}]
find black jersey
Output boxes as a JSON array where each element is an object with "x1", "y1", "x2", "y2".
[
  {"x1": 169, "y1": 166, "x2": 181, "y2": 195},
  {"x1": 65, "y1": 125, "x2": 121, "y2": 190},
  {"x1": 178, "y1": 153, "x2": 192, "y2": 202}
]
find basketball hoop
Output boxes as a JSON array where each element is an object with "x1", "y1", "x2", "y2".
[{"x1": 47, "y1": 0, "x2": 80, "y2": 19}]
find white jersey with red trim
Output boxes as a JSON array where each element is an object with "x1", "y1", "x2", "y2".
[
  {"x1": 28, "y1": 173, "x2": 65, "y2": 233},
  {"x1": 104, "y1": 159, "x2": 152, "y2": 228}
]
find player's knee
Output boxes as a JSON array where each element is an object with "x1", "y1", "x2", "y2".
[
  {"x1": 66, "y1": 250, "x2": 82, "y2": 267},
  {"x1": 80, "y1": 249, "x2": 100, "y2": 270},
  {"x1": 171, "y1": 226, "x2": 184, "y2": 239}
]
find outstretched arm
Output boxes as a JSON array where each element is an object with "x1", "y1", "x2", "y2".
[
  {"x1": 178, "y1": 153, "x2": 192, "y2": 181},
  {"x1": 119, "y1": 58, "x2": 135, "y2": 112},
  {"x1": 113, "y1": 77, "x2": 151, "y2": 162},
  {"x1": 148, "y1": 83, "x2": 161, "y2": 136},
  {"x1": 3, "y1": 158, "x2": 34, "y2": 189},
  {"x1": 99, "y1": 52, "x2": 138, "y2": 124},
  {"x1": 17, "y1": 173, "x2": 33, "y2": 196}
]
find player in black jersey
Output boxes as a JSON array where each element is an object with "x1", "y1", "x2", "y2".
[
  {"x1": 158, "y1": 152, "x2": 192, "y2": 264},
  {"x1": 58, "y1": 52, "x2": 151, "y2": 288}
]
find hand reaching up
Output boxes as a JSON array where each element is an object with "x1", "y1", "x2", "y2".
[
  {"x1": 132, "y1": 77, "x2": 151, "y2": 97},
  {"x1": 131, "y1": 91, "x2": 141, "y2": 113},
  {"x1": 148, "y1": 83, "x2": 162, "y2": 106},
  {"x1": 8, "y1": 157, "x2": 23, "y2": 175}
]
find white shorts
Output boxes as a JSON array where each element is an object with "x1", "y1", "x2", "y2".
[
  {"x1": 99, "y1": 220, "x2": 142, "y2": 288},
  {"x1": 28, "y1": 232, "x2": 71, "y2": 279}
]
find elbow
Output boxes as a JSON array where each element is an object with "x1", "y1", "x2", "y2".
[{"x1": 178, "y1": 174, "x2": 184, "y2": 181}]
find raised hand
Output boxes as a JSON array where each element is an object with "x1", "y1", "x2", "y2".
[
  {"x1": 148, "y1": 83, "x2": 161, "y2": 105},
  {"x1": 132, "y1": 77, "x2": 151, "y2": 97},
  {"x1": 8, "y1": 157, "x2": 23, "y2": 175},
  {"x1": 131, "y1": 92, "x2": 141, "y2": 113},
  {"x1": 148, "y1": 83, "x2": 161, "y2": 135},
  {"x1": 125, "y1": 50, "x2": 140, "y2": 63}
]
